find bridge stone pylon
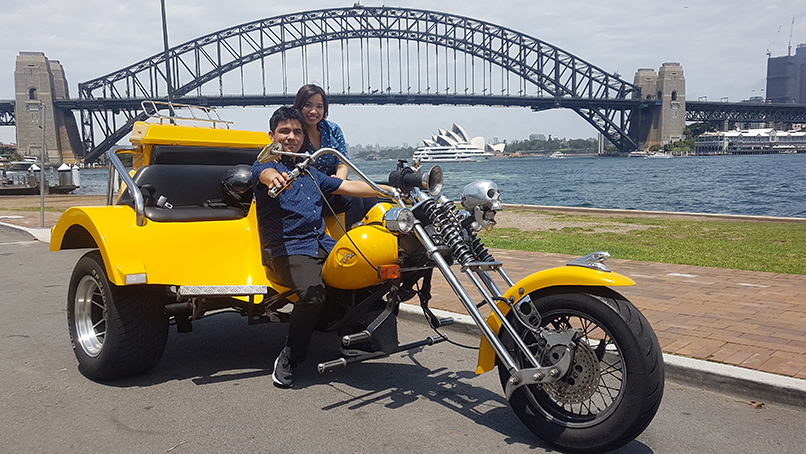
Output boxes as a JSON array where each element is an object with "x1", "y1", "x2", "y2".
[{"x1": 14, "y1": 52, "x2": 83, "y2": 163}]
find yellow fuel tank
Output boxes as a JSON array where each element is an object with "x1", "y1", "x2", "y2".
[{"x1": 322, "y1": 225, "x2": 399, "y2": 289}]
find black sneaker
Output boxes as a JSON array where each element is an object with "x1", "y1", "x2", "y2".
[{"x1": 272, "y1": 347, "x2": 295, "y2": 388}]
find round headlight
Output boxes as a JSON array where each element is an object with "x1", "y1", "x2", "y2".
[{"x1": 383, "y1": 207, "x2": 416, "y2": 233}]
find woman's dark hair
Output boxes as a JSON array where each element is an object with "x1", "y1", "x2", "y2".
[{"x1": 293, "y1": 84, "x2": 329, "y2": 120}]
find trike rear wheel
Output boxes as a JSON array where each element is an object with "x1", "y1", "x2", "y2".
[{"x1": 67, "y1": 250, "x2": 169, "y2": 380}]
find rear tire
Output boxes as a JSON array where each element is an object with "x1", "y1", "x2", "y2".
[
  {"x1": 497, "y1": 286, "x2": 664, "y2": 453},
  {"x1": 67, "y1": 250, "x2": 169, "y2": 380}
]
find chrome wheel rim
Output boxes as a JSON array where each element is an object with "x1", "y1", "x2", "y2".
[{"x1": 74, "y1": 275, "x2": 107, "y2": 357}]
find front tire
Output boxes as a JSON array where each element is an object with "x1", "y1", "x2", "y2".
[
  {"x1": 497, "y1": 286, "x2": 664, "y2": 453},
  {"x1": 67, "y1": 250, "x2": 169, "y2": 380}
]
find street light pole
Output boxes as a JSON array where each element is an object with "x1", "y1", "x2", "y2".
[
  {"x1": 26, "y1": 102, "x2": 46, "y2": 228},
  {"x1": 40, "y1": 103, "x2": 46, "y2": 228},
  {"x1": 160, "y1": 0, "x2": 175, "y2": 120}
]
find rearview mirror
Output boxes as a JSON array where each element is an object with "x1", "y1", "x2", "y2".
[{"x1": 257, "y1": 142, "x2": 283, "y2": 164}]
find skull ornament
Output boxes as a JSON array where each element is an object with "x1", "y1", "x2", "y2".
[
  {"x1": 461, "y1": 180, "x2": 503, "y2": 231},
  {"x1": 461, "y1": 180, "x2": 503, "y2": 211}
]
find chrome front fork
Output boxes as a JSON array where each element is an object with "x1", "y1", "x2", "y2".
[
  {"x1": 412, "y1": 224, "x2": 573, "y2": 398},
  {"x1": 412, "y1": 224, "x2": 557, "y2": 373}
]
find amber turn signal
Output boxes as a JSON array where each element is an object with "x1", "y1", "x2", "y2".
[{"x1": 378, "y1": 264, "x2": 401, "y2": 280}]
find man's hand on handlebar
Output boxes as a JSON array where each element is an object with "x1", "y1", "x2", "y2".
[{"x1": 260, "y1": 167, "x2": 290, "y2": 191}]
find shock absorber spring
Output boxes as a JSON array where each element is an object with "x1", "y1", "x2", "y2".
[
  {"x1": 469, "y1": 234, "x2": 495, "y2": 262},
  {"x1": 422, "y1": 199, "x2": 475, "y2": 265}
]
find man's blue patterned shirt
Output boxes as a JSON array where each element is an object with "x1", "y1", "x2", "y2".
[{"x1": 252, "y1": 156, "x2": 343, "y2": 261}]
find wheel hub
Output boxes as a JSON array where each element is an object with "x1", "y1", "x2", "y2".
[
  {"x1": 541, "y1": 341, "x2": 600, "y2": 404},
  {"x1": 74, "y1": 275, "x2": 106, "y2": 357}
]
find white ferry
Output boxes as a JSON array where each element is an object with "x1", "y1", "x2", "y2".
[{"x1": 413, "y1": 123, "x2": 494, "y2": 162}]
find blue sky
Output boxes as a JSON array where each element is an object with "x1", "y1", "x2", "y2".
[{"x1": 2, "y1": 0, "x2": 804, "y2": 147}]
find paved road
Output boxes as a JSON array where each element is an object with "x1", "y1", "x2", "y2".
[{"x1": 2, "y1": 229, "x2": 806, "y2": 453}]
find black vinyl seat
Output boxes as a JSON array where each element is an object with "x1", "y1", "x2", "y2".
[{"x1": 116, "y1": 145, "x2": 263, "y2": 222}]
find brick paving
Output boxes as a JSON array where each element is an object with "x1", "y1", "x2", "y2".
[
  {"x1": 425, "y1": 249, "x2": 806, "y2": 380},
  {"x1": 3, "y1": 203, "x2": 805, "y2": 380}
]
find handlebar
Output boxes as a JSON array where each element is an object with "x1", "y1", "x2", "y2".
[
  {"x1": 267, "y1": 165, "x2": 302, "y2": 198},
  {"x1": 257, "y1": 143, "x2": 402, "y2": 202}
]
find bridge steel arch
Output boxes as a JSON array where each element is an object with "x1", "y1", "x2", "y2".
[{"x1": 77, "y1": 5, "x2": 642, "y2": 162}]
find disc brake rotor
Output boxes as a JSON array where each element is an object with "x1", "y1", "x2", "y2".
[{"x1": 541, "y1": 341, "x2": 600, "y2": 404}]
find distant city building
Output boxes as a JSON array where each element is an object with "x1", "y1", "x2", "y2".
[
  {"x1": 766, "y1": 43, "x2": 806, "y2": 103},
  {"x1": 528, "y1": 133, "x2": 547, "y2": 141},
  {"x1": 694, "y1": 128, "x2": 806, "y2": 154}
]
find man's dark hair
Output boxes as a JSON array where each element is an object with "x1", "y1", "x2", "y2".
[{"x1": 269, "y1": 106, "x2": 305, "y2": 132}]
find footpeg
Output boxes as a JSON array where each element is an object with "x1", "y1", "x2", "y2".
[
  {"x1": 342, "y1": 331, "x2": 371, "y2": 346},
  {"x1": 318, "y1": 335, "x2": 448, "y2": 375},
  {"x1": 422, "y1": 305, "x2": 454, "y2": 329},
  {"x1": 317, "y1": 358, "x2": 348, "y2": 374}
]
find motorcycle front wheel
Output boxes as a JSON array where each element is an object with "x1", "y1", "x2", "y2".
[{"x1": 496, "y1": 286, "x2": 664, "y2": 453}]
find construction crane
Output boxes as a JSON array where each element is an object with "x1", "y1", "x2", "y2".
[
  {"x1": 767, "y1": 24, "x2": 782, "y2": 58},
  {"x1": 788, "y1": 17, "x2": 795, "y2": 56}
]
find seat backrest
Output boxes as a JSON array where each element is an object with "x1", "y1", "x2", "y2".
[
  {"x1": 135, "y1": 164, "x2": 233, "y2": 206},
  {"x1": 150, "y1": 145, "x2": 259, "y2": 166}
]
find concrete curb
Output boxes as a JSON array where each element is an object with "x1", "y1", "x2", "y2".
[
  {"x1": 503, "y1": 203, "x2": 806, "y2": 223},
  {"x1": 0, "y1": 221, "x2": 51, "y2": 243},
  {"x1": 398, "y1": 303, "x2": 806, "y2": 408}
]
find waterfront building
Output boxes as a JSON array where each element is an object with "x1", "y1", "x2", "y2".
[
  {"x1": 694, "y1": 128, "x2": 806, "y2": 154},
  {"x1": 765, "y1": 43, "x2": 806, "y2": 104}
]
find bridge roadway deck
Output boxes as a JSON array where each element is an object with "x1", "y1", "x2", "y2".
[{"x1": 2, "y1": 197, "x2": 805, "y2": 402}]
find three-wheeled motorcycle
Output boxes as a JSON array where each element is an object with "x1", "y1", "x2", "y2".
[{"x1": 51, "y1": 102, "x2": 664, "y2": 453}]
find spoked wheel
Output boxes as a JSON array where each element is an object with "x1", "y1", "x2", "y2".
[
  {"x1": 67, "y1": 250, "x2": 169, "y2": 380},
  {"x1": 497, "y1": 287, "x2": 664, "y2": 453}
]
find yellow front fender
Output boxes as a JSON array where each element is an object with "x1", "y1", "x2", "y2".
[{"x1": 475, "y1": 266, "x2": 635, "y2": 374}]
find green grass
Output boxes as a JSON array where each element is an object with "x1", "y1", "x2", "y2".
[
  {"x1": 478, "y1": 212, "x2": 806, "y2": 275},
  {"x1": 3, "y1": 206, "x2": 64, "y2": 213}
]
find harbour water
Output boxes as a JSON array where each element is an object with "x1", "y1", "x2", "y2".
[{"x1": 73, "y1": 153, "x2": 806, "y2": 218}]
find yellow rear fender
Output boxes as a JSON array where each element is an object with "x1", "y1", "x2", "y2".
[
  {"x1": 50, "y1": 205, "x2": 278, "y2": 292},
  {"x1": 475, "y1": 266, "x2": 635, "y2": 374}
]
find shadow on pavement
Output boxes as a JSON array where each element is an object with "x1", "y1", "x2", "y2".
[{"x1": 83, "y1": 312, "x2": 656, "y2": 453}]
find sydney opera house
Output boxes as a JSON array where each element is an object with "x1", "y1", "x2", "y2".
[{"x1": 413, "y1": 123, "x2": 504, "y2": 162}]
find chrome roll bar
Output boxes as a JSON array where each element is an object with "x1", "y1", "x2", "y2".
[{"x1": 107, "y1": 146, "x2": 147, "y2": 227}]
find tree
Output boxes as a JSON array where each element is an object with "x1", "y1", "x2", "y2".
[{"x1": 684, "y1": 123, "x2": 711, "y2": 139}]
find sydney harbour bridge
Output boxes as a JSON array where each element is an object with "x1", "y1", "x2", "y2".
[{"x1": 4, "y1": 5, "x2": 806, "y2": 162}]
